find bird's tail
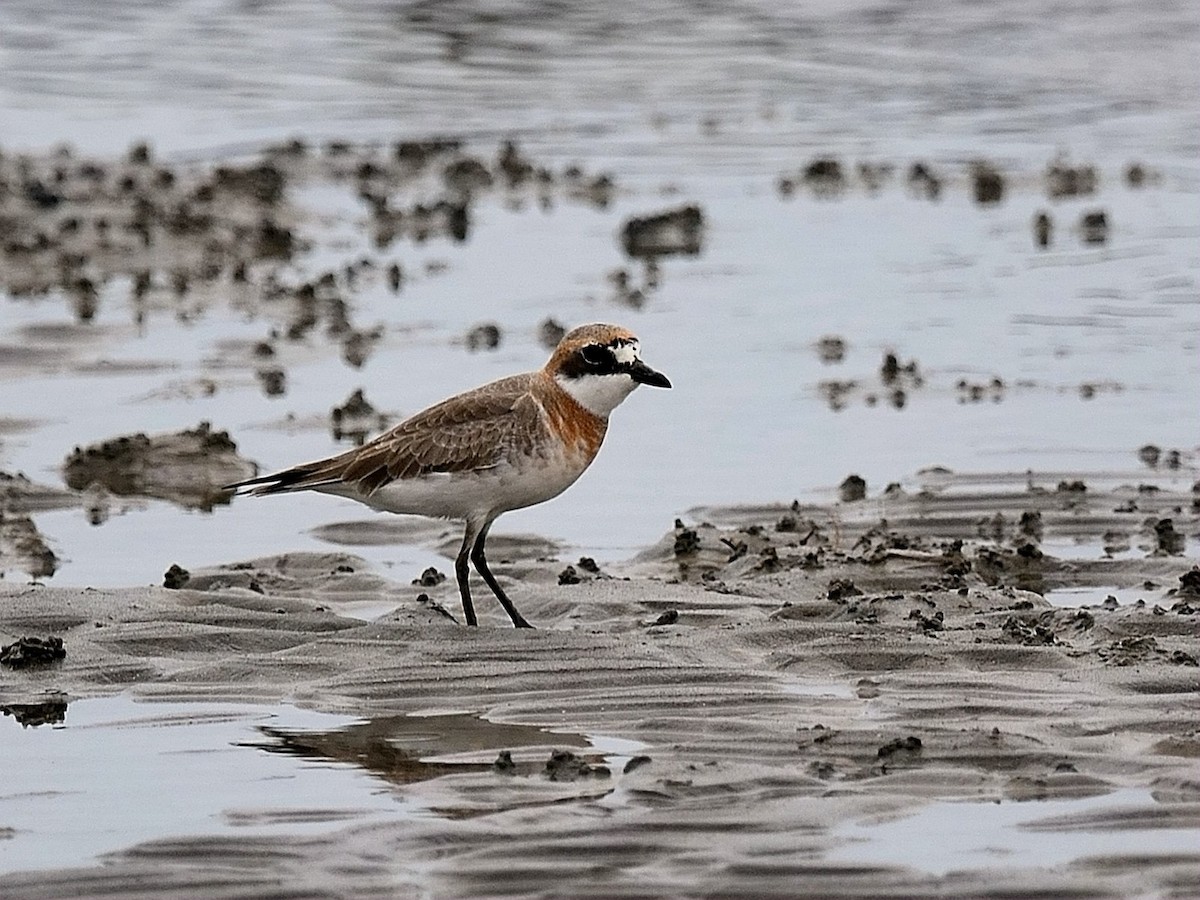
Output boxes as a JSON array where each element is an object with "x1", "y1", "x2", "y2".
[{"x1": 223, "y1": 461, "x2": 341, "y2": 496}]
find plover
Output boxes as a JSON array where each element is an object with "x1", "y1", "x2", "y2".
[{"x1": 226, "y1": 323, "x2": 670, "y2": 628}]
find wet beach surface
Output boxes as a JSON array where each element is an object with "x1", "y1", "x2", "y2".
[{"x1": 2, "y1": 0, "x2": 1200, "y2": 896}]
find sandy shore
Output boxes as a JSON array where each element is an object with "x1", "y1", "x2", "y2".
[{"x1": 2, "y1": 470, "x2": 1198, "y2": 898}]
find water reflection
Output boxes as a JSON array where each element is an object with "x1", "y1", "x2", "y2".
[{"x1": 246, "y1": 711, "x2": 591, "y2": 786}]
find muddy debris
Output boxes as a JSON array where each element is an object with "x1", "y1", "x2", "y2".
[
  {"x1": 63, "y1": 421, "x2": 256, "y2": 511},
  {"x1": 465, "y1": 322, "x2": 502, "y2": 352},
  {"x1": 856, "y1": 161, "x2": 893, "y2": 193},
  {"x1": 1178, "y1": 568, "x2": 1200, "y2": 597},
  {"x1": 0, "y1": 471, "x2": 77, "y2": 515},
  {"x1": 492, "y1": 751, "x2": 517, "y2": 775},
  {"x1": 255, "y1": 366, "x2": 287, "y2": 397},
  {"x1": 0, "y1": 696, "x2": 69, "y2": 728},
  {"x1": 956, "y1": 377, "x2": 1005, "y2": 404},
  {"x1": 341, "y1": 326, "x2": 383, "y2": 369},
  {"x1": 544, "y1": 749, "x2": 610, "y2": 782},
  {"x1": 1046, "y1": 157, "x2": 1098, "y2": 198},
  {"x1": 385, "y1": 262, "x2": 404, "y2": 292},
  {"x1": 162, "y1": 563, "x2": 191, "y2": 589},
  {"x1": 880, "y1": 352, "x2": 921, "y2": 387},
  {"x1": 839, "y1": 475, "x2": 867, "y2": 502},
  {"x1": 827, "y1": 578, "x2": 863, "y2": 602},
  {"x1": 1033, "y1": 211, "x2": 1053, "y2": 248},
  {"x1": 1152, "y1": 518, "x2": 1185, "y2": 556},
  {"x1": 650, "y1": 609, "x2": 679, "y2": 627},
  {"x1": 0, "y1": 510, "x2": 60, "y2": 578},
  {"x1": 1018, "y1": 510, "x2": 1044, "y2": 542},
  {"x1": 620, "y1": 204, "x2": 704, "y2": 258},
  {"x1": 538, "y1": 317, "x2": 567, "y2": 349},
  {"x1": 907, "y1": 161, "x2": 942, "y2": 200},
  {"x1": 802, "y1": 157, "x2": 846, "y2": 196},
  {"x1": 969, "y1": 160, "x2": 1005, "y2": 205},
  {"x1": 623, "y1": 755, "x2": 652, "y2": 774},
  {"x1": 877, "y1": 735, "x2": 922, "y2": 760},
  {"x1": 331, "y1": 389, "x2": 390, "y2": 445},
  {"x1": 673, "y1": 523, "x2": 701, "y2": 556},
  {"x1": 412, "y1": 567, "x2": 446, "y2": 588},
  {"x1": 1125, "y1": 162, "x2": 1155, "y2": 188},
  {"x1": 1002, "y1": 614, "x2": 1059, "y2": 646},
  {"x1": 816, "y1": 335, "x2": 846, "y2": 364},
  {"x1": 0, "y1": 635, "x2": 66, "y2": 669},
  {"x1": 1079, "y1": 209, "x2": 1109, "y2": 245},
  {"x1": 606, "y1": 267, "x2": 647, "y2": 308}
]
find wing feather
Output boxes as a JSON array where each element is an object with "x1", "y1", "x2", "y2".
[{"x1": 227, "y1": 373, "x2": 545, "y2": 497}]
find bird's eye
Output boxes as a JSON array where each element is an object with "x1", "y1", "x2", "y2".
[{"x1": 580, "y1": 345, "x2": 608, "y2": 367}]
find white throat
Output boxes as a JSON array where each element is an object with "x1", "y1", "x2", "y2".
[{"x1": 555, "y1": 372, "x2": 638, "y2": 418}]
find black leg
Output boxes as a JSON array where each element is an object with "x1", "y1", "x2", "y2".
[
  {"x1": 455, "y1": 525, "x2": 478, "y2": 627},
  {"x1": 471, "y1": 523, "x2": 533, "y2": 629}
]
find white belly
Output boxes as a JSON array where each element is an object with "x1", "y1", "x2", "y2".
[{"x1": 318, "y1": 451, "x2": 590, "y2": 522}]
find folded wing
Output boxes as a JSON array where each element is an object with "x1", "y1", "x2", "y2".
[{"x1": 227, "y1": 374, "x2": 542, "y2": 497}]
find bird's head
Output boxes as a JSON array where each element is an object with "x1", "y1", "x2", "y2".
[{"x1": 545, "y1": 323, "x2": 671, "y2": 418}]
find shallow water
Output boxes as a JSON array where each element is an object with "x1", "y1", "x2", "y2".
[
  {"x1": 831, "y1": 788, "x2": 1200, "y2": 875},
  {"x1": 0, "y1": 1, "x2": 1197, "y2": 585},
  {"x1": 0, "y1": 695, "x2": 637, "y2": 875},
  {"x1": 1042, "y1": 585, "x2": 1150, "y2": 608}
]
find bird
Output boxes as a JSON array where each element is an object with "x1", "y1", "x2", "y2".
[{"x1": 225, "y1": 323, "x2": 671, "y2": 628}]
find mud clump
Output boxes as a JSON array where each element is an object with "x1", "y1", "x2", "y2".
[
  {"x1": 544, "y1": 749, "x2": 610, "y2": 782},
  {"x1": 1033, "y1": 211, "x2": 1052, "y2": 248},
  {"x1": 827, "y1": 578, "x2": 863, "y2": 602},
  {"x1": 538, "y1": 317, "x2": 567, "y2": 349},
  {"x1": 877, "y1": 735, "x2": 922, "y2": 759},
  {"x1": 211, "y1": 162, "x2": 287, "y2": 205},
  {"x1": 1080, "y1": 210, "x2": 1109, "y2": 245},
  {"x1": 839, "y1": 475, "x2": 867, "y2": 502},
  {"x1": 163, "y1": 563, "x2": 191, "y2": 589},
  {"x1": 1125, "y1": 162, "x2": 1155, "y2": 188},
  {"x1": 970, "y1": 161, "x2": 1005, "y2": 205},
  {"x1": 256, "y1": 366, "x2": 287, "y2": 397},
  {"x1": 63, "y1": 421, "x2": 256, "y2": 511},
  {"x1": 857, "y1": 161, "x2": 893, "y2": 193},
  {"x1": 1002, "y1": 614, "x2": 1058, "y2": 646},
  {"x1": 1019, "y1": 510, "x2": 1044, "y2": 542},
  {"x1": 907, "y1": 162, "x2": 942, "y2": 200},
  {"x1": 1138, "y1": 444, "x2": 1162, "y2": 468},
  {"x1": 1152, "y1": 519, "x2": 1185, "y2": 556},
  {"x1": 1046, "y1": 158, "x2": 1098, "y2": 198},
  {"x1": 1, "y1": 697, "x2": 69, "y2": 727},
  {"x1": 0, "y1": 510, "x2": 59, "y2": 578},
  {"x1": 620, "y1": 205, "x2": 704, "y2": 259},
  {"x1": 331, "y1": 389, "x2": 389, "y2": 445},
  {"x1": 1178, "y1": 568, "x2": 1200, "y2": 597},
  {"x1": 465, "y1": 322, "x2": 502, "y2": 351},
  {"x1": 1, "y1": 635, "x2": 66, "y2": 668},
  {"x1": 802, "y1": 157, "x2": 846, "y2": 196},
  {"x1": 413, "y1": 567, "x2": 446, "y2": 587},
  {"x1": 674, "y1": 525, "x2": 701, "y2": 556},
  {"x1": 816, "y1": 335, "x2": 846, "y2": 364},
  {"x1": 492, "y1": 750, "x2": 517, "y2": 775}
]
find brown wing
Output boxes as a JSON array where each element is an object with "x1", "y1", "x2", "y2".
[{"x1": 228, "y1": 374, "x2": 545, "y2": 496}]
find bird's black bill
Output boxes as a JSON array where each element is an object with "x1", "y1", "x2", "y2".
[{"x1": 628, "y1": 359, "x2": 671, "y2": 388}]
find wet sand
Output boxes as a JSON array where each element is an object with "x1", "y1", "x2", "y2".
[
  {"x1": 2, "y1": 472, "x2": 1198, "y2": 897},
  {"x1": 2, "y1": 2, "x2": 1198, "y2": 889}
]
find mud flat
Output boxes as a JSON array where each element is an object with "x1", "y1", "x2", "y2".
[{"x1": 1, "y1": 470, "x2": 1197, "y2": 898}]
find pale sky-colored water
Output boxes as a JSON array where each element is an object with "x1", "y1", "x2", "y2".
[{"x1": 1, "y1": 0, "x2": 1197, "y2": 585}]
